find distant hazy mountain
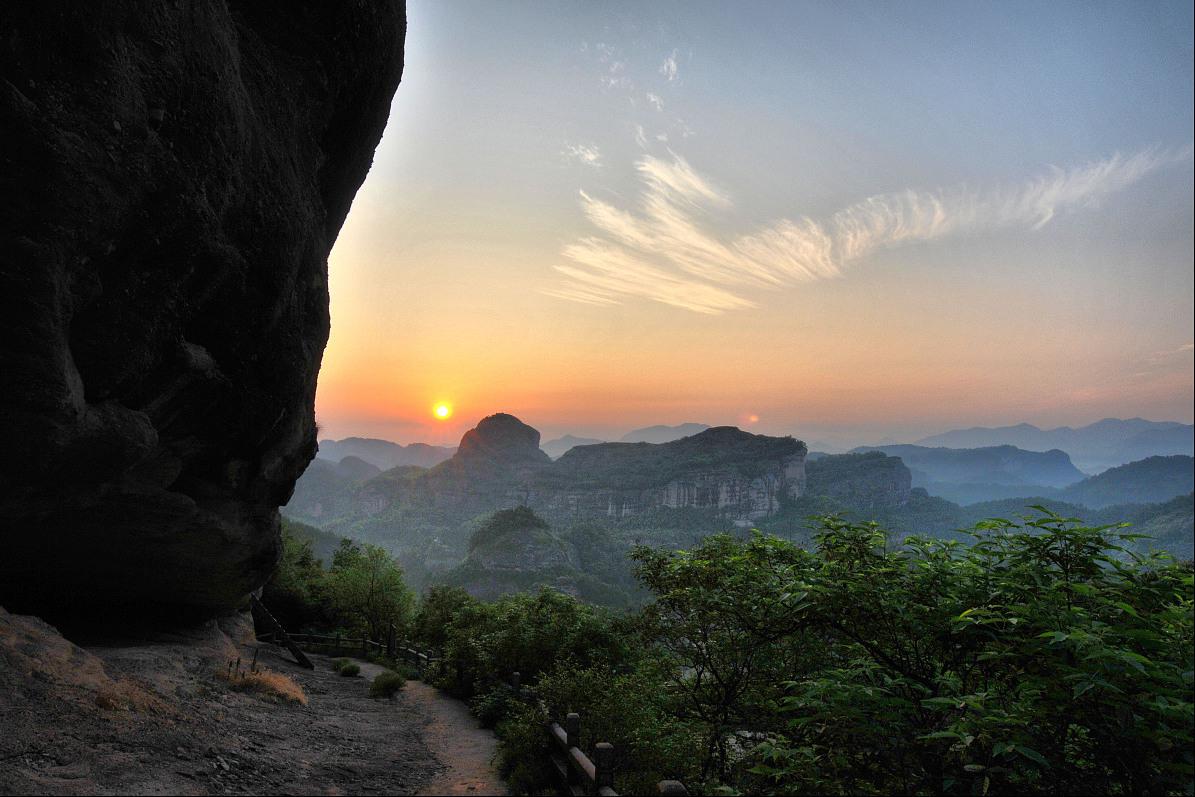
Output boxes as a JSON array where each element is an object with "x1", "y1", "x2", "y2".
[
  {"x1": 620, "y1": 423, "x2": 710, "y2": 444},
  {"x1": 852, "y1": 444, "x2": 1086, "y2": 504},
  {"x1": 316, "y1": 437, "x2": 455, "y2": 470},
  {"x1": 541, "y1": 434, "x2": 606, "y2": 460},
  {"x1": 284, "y1": 455, "x2": 384, "y2": 521},
  {"x1": 916, "y1": 418, "x2": 1193, "y2": 473},
  {"x1": 280, "y1": 517, "x2": 349, "y2": 564},
  {"x1": 1057, "y1": 455, "x2": 1194, "y2": 508}
]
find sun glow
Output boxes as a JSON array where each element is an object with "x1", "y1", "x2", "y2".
[{"x1": 433, "y1": 402, "x2": 453, "y2": 420}]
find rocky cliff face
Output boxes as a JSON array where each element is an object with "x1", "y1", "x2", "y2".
[
  {"x1": 351, "y1": 416, "x2": 807, "y2": 525},
  {"x1": 0, "y1": 1, "x2": 405, "y2": 620}
]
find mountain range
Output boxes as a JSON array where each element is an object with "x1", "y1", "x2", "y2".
[
  {"x1": 915, "y1": 418, "x2": 1193, "y2": 473},
  {"x1": 851, "y1": 444, "x2": 1086, "y2": 504},
  {"x1": 287, "y1": 414, "x2": 1193, "y2": 604},
  {"x1": 316, "y1": 437, "x2": 455, "y2": 470}
]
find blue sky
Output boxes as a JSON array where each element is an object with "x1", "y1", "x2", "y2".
[{"x1": 319, "y1": 0, "x2": 1194, "y2": 445}]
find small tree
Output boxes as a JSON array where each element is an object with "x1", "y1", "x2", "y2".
[{"x1": 326, "y1": 543, "x2": 414, "y2": 641}]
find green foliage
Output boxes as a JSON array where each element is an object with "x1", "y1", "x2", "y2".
[
  {"x1": 325, "y1": 540, "x2": 415, "y2": 640},
  {"x1": 336, "y1": 661, "x2": 360, "y2": 677},
  {"x1": 263, "y1": 527, "x2": 414, "y2": 662},
  {"x1": 420, "y1": 587, "x2": 631, "y2": 701},
  {"x1": 412, "y1": 585, "x2": 476, "y2": 650},
  {"x1": 467, "y1": 506, "x2": 548, "y2": 553},
  {"x1": 470, "y1": 686, "x2": 521, "y2": 729},
  {"x1": 369, "y1": 669, "x2": 405, "y2": 698},
  {"x1": 263, "y1": 520, "x2": 336, "y2": 631},
  {"x1": 720, "y1": 513, "x2": 1192, "y2": 795},
  {"x1": 417, "y1": 511, "x2": 1194, "y2": 795}
]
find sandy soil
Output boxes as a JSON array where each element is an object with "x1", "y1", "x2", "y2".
[{"x1": 0, "y1": 609, "x2": 507, "y2": 796}]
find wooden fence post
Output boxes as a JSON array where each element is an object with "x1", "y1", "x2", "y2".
[
  {"x1": 387, "y1": 623, "x2": 396, "y2": 657},
  {"x1": 594, "y1": 742, "x2": 614, "y2": 794},
  {"x1": 510, "y1": 671, "x2": 520, "y2": 691}
]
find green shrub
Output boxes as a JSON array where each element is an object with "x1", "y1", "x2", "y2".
[
  {"x1": 469, "y1": 686, "x2": 519, "y2": 728},
  {"x1": 415, "y1": 511, "x2": 1194, "y2": 796},
  {"x1": 431, "y1": 587, "x2": 631, "y2": 699},
  {"x1": 336, "y1": 661, "x2": 360, "y2": 677},
  {"x1": 369, "y1": 669, "x2": 405, "y2": 698},
  {"x1": 494, "y1": 701, "x2": 557, "y2": 794}
]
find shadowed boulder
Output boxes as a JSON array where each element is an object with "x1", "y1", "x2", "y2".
[{"x1": 0, "y1": 0, "x2": 406, "y2": 621}]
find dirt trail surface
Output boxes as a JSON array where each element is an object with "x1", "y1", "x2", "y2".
[
  {"x1": 404, "y1": 680, "x2": 509, "y2": 796},
  {"x1": 0, "y1": 609, "x2": 508, "y2": 795},
  {"x1": 346, "y1": 660, "x2": 508, "y2": 796}
]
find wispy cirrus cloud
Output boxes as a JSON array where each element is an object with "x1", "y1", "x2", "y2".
[
  {"x1": 544, "y1": 146, "x2": 1192, "y2": 314},
  {"x1": 563, "y1": 143, "x2": 603, "y2": 168},
  {"x1": 660, "y1": 49, "x2": 679, "y2": 82}
]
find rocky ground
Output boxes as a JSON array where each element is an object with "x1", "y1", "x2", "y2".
[{"x1": 0, "y1": 608, "x2": 506, "y2": 795}]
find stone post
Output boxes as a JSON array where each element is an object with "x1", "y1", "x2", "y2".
[{"x1": 594, "y1": 742, "x2": 614, "y2": 793}]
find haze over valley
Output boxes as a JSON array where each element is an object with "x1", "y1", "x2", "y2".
[{"x1": 292, "y1": 413, "x2": 1195, "y2": 603}]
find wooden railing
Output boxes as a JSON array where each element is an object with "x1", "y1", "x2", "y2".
[
  {"x1": 261, "y1": 627, "x2": 442, "y2": 677},
  {"x1": 508, "y1": 671, "x2": 689, "y2": 797}
]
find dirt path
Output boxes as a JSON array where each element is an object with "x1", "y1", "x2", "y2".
[
  {"x1": 349, "y1": 658, "x2": 507, "y2": 795},
  {"x1": 1, "y1": 611, "x2": 508, "y2": 796},
  {"x1": 405, "y1": 680, "x2": 509, "y2": 796},
  {"x1": 177, "y1": 647, "x2": 445, "y2": 795}
]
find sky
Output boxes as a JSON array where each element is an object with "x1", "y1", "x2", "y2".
[{"x1": 316, "y1": 0, "x2": 1194, "y2": 448}]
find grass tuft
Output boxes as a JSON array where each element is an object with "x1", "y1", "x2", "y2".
[{"x1": 218, "y1": 666, "x2": 307, "y2": 705}]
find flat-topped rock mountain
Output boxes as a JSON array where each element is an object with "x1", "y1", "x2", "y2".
[
  {"x1": 0, "y1": 1, "x2": 406, "y2": 621},
  {"x1": 352, "y1": 414, "x2": 807, "y2": 525}
]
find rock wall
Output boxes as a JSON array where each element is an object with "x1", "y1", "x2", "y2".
[
  {"x1": 514, "y1": 457, "x2": 806, "y2": 523},
  {"x1": 0, "y1": 1, "x2": 405, "y2": 620},
  {"x1": 345, "y1": 418, "x2": 808, "y2": 526}
]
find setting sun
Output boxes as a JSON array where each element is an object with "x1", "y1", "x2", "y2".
[{"x1": 433, "y1": 403, "x2": 453, "y2": 420}]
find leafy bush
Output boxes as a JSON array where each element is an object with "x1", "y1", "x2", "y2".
[
  {"x1": 336, "y1": 661, "x2": 360, "y2": 677},
  {"x1": 425, "y1": 587, "x2": 631, "y2": 701},
  {"x1": 369, "y1": 669, "x2": 405, "y2": 698},
  {"x1": 470, "y1": 686, "x2": 520, "y2": 728},
  {"x1": 417, "y1": 511, "x2": 1194, "y2": 795},
  {"x1": 262, "y1": 525, "x2": 415, "y2": 646},
  {"x1": 650, "y1": 513, "x2": 1193, "y2": 794}
]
